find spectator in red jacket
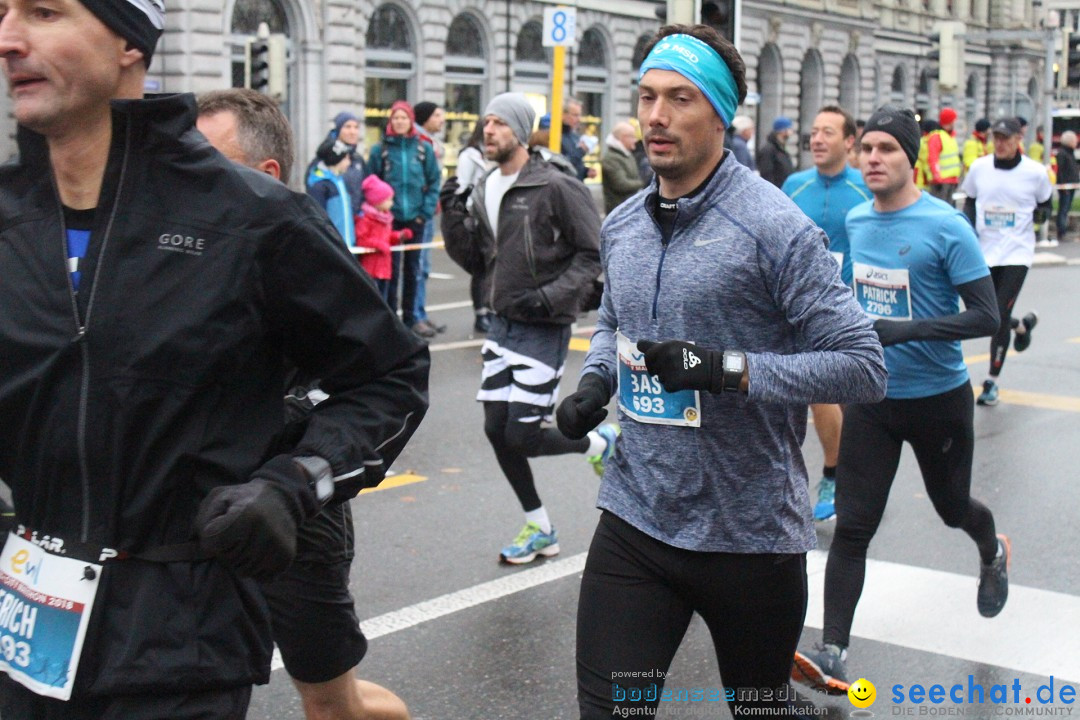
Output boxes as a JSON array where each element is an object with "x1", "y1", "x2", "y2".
[{"x1": 356, "y1": 175, "x2": 412, "y2": 300}]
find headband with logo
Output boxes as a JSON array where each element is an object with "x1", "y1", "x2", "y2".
[{"x1": 638, "y1": 34, "x2": 738, "y2": 127}]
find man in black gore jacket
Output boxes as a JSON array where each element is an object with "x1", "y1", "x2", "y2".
[{"x1": 0, "y1": 0, "x2": 428, "y2": 717}]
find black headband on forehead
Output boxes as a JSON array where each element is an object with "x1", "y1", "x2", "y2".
[{"x1": 79, "y1": 0, "x2": 164, "y2": 64}]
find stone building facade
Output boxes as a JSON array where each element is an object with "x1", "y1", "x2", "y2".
[{"x1": 0, "y1": 0, "x2": 1055, "y2": 182}]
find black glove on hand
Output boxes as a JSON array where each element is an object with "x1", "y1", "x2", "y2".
[
  {"x1": 195, "y1": 455, "x2": 314, "y2": 580},
  {"x1": 556, "y1": 373, "x2": 610, "y2": 439},
  {"x1": 439, "y1": 176, "x2": 468, "y2": 212},
  {"x1": 508, "y1": 289, "x2": 550, "y2": 320},
  {"x1": 872, "y1": 318, "x2": 914, "y2": 347},
  {"x1": 637, "y1": 339, "x2": 724, "y2": 394}
]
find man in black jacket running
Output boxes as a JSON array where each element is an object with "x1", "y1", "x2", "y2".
[{"x1": 0, "y1": 1, "x2": 428, "y2": 717}]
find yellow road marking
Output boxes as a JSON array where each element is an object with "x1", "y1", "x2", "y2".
[
  {"x1": 972, "y1": 386, "x2": 1080, "y2": 413},
  {"x1": 359, "y1": 473, "x2": 426, "y2": 495},
  {"x1": 568, "y1": 336, "x2": 591, "y2": 352},
  {"x1": 1068, "y1": 337, "x2": 1080, "y2": 344},
  {"x1": 963, "y1": 353, "x2": 990, "y2": 365}
]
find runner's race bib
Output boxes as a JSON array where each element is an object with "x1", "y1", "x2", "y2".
[
  {"x1": 617, "y1": 331, "x2": 701, "y2": 427},
  {"x1": 983, "y1": 205, "x2": 1017, "y2": 229},
  {"x1": 852, "y1": 262, "x2": 913, "y2": 321},
  {"x1": 0, "y1": 529, "x2": 105, "y2": 700}
]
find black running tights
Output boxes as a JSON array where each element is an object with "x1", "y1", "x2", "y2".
[
  {"x1": 822, "y1": 383, "x2": 998, "y2": 649},
  {"x1": 988, "y1": 265, "x2": 1029, "y2": 377},
  {"x1": 577, "y1": 512, "x2": 808, "y2": 719},
  {"x1": 483, "y1": 401, "x2": 589, "y2": 512}
]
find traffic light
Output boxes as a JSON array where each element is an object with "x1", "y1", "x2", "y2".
[
  {"x1": 244, "y1": 22, "x2": 287, "y2": 102},
  {"x1": 656, "y1": 0, "x2": 738, "y2": 42},
  {"x1": 1068, "y1": 33, "x2": 1080, "y2": 87},
  {"x1": 931, "y1": 21, "x2": 965, "y2": 91},
  {"x1": 245, "y1": 37, "x2": 270, "y2": 93},
  {"x1": 700, "y1": 0, "x2": 736, "y2": 43}
]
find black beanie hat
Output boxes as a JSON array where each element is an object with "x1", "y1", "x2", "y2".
[
  {"x1": 413, "y1": 102, "x2": 439, "y2": 127},
  {"x1": 80, "y1": 0, "x2": 165, "y2": 65},
  {"x1": 317, "y1": 137, "x2": 351, "y2": 167},
  {"x1": 864, "y1": 105, "x2": 920, "y2": 168}
]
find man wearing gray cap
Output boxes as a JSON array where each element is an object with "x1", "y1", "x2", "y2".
[
  {"x1": 441, "y1": 92, "x2": 613, "y2": 565},
  {"x1": 0, "y1": 0, "x2": 429, "y2": 717},
  {"x1": 960, "y1": 116, "x2": 1052, "y2": 407}
]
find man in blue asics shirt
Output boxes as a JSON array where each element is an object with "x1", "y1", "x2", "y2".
[
  {"x1": 557, "y1": 24, "x2": 885, "y2": 719},
  {"x1": 793, "y1": 105, "x2": 1009, "y2": 698},
  {"x1": 783, "y1": 105, "x2": 872, "y2": 523}
]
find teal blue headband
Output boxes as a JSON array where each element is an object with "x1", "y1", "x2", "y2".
[{"x1": 638, "y1": 34, "x2": 738, "y2": 127}]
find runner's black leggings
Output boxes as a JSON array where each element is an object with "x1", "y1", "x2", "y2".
[
  {"x1": 822, "y1": 383, "x2": 998, "y2": 649},
  {"x1": 577, "y1": 512, "x2": 808, "y2": 719},
  {"x1": 483, "y1": 401, "x2": 588, "y2": 512},
  {"x1": 989, "y1": 265, "x2": 1029, "y2": 377}
]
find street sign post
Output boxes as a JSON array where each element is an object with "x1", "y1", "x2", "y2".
[{"x1": 543, "y1": 7, "x2": 576, "y2": 154}]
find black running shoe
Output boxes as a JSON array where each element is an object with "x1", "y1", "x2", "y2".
[
  {"x1": 1013, "y1": 312, "x2": 1038, "y2": 352},
  {"x1": 791, "y1": 644, "x2": 850, "y2": 695},
  {"x1": 978, "y1": 534, "x2": 1011, "y2": 618}
]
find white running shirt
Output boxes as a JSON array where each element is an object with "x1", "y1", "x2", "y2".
[
  {"x1": 484, "y1": 169, "x2": 519, "y2": 241},
  {"x1": 960, "y1": 154, "x2": 1052, "y2": 267}
]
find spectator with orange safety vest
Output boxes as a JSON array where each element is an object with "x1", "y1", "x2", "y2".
[{"x1": 927, "y1": 107, "x2": 962, "y2": 203}]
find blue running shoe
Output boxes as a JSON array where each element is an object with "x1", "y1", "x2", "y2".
[
  {"x1": 977, "y1": 380, "x2": 999, "y2": 407},
  {"x1": 587, "y1": 423, "x2": 620, "y2": 477},
  {"x1": 813, "y1": 478, "x2": 836, "y2": 522},
  {"x1": 499, "y1": 522, "x2": 559, "y2": 565}
]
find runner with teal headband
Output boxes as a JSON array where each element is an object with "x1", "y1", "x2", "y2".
[{"x1": 638, "y1": 32, "x2": 740, "y2": 127}]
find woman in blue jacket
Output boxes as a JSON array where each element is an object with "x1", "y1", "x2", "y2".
[{"x1": 367, "y1": 100, "x2": 442, "y2": 336}]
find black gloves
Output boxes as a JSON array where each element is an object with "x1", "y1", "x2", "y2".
[
  {"x1": 556, "y1": 373, "x2": 610, "y2": 439},
  {"x1": 195, "y1": 455, "x2": 317, "y2": 580},
  {"x1": 637, "y1": 339, "x2": 724, "y2": 394},
  {"x1": 507, "y1": 289, "x2": 550, "y2": 321}
]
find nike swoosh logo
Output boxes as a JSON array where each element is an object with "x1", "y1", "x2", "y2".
[{"x1": 693, "y1": 238, "x2": 724, "y2": 247}]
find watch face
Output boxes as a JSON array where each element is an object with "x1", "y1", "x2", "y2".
[{"x1": 724, "y1": 354, "x2": 744, "y2": 373}]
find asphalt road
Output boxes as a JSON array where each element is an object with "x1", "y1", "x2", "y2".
[{"x1": 247, "y1": 242, "x2": 1080, "y2": 720}]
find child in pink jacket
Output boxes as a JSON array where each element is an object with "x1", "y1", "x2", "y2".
[{"x1": 355, "y1": 174, "x2": 412, "y2": 301}]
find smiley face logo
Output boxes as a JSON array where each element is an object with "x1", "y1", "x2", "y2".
[{"x1": 848, "y1": 678, "x2": 876, "y2": 708}]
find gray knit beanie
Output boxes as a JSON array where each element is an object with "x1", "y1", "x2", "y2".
[
  {"x1": 484, "y1": 93, "x2": 535, "y2": 147},
  {"x1": 864, "y1": 105, "x2": 921, "y2": 168}
]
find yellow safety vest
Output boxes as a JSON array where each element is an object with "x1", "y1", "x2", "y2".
[
  {"x1": 916, "y1": 135, "x2": 931, "y2": 188},
  {"x1": 962, "y1": 135, "x2": 992, "y2": 171},
  {"x1": 930, "y1": 129, "x2": 962, "y2": 181}
]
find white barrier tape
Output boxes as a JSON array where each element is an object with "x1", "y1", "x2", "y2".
[
  {"x1": 1055, "y1": 183, "x2": 1080, "y2": 190},
  {"x1": 351, "y1": 240, "x2": 445, "y2": 255}
]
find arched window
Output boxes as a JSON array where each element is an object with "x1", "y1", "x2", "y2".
[
  {"x1": 916, "y1": 68, "x2": 932, "y2": 120},
  {"x1": 629, "y1": 34, "x2": 653, "y2": 117},
  {"x1": 364, "y1": 3, "x2": 417, "y2": 148},
  {"x1": 799, "y1": 50, "x2": 824, "y2": 168},
  {"x1": 756, "y1": 43, "x2": 784, "y2": 145},
  {"x1": 513, "y1": 20, "x2": 550, "y2": 93},
  {"x1": 445, "y1": 13, "x2": 488, "y2": 174},
  {"x1": 575, "y1": 27, "x2": 608, "y2": 177},
  {"x1": 839, "y1": 54, "x2": 860, "y2": 118},
  {"x1": 965, "y1": 72, "x2": 980, "y2": 127},
  {"x1": 890, "y1": 65, "x2": 907, "y2": 106}
]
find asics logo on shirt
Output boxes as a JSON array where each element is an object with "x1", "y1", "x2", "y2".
[
  {"x1": 684, "y1": 349, "x2": 701, "y2": 369},
  {"x1": 693, "y1": 237, "x2": 723, "y2": 247}
]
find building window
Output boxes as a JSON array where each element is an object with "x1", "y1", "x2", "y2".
[
  {"x1": 629, "y1": 34, "x2": 653, "y2": 116},
  {"x1": 514, "y1": 20, "x2": 551, "y2": 88},
  {"x1": 575, "y1": 27, "x2": 608, "y2": 178},
  {"x1": 445, "y1": 13, "x2": 487, "y2": 174},
  {"x1": 839, "y1": 54, "x2": 860, "y2": 117},
  {"x1": 891, "y1": 64, "x2": 907, "y2": 106},
  {"x1": 364, "y1": 3, "x2": 416, "y2": 149}
]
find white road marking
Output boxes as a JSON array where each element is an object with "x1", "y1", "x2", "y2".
[
  {"x1": 804, "y1": 550, "x2": 1080, "y2": 683},
  {"x1": 272, "y1": 550, "x2": 1080, "y2": 681}
]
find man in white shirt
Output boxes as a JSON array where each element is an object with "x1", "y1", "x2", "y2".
[{"x1": 960, "y1": 117, "x2": 1053, "y2": 406}]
